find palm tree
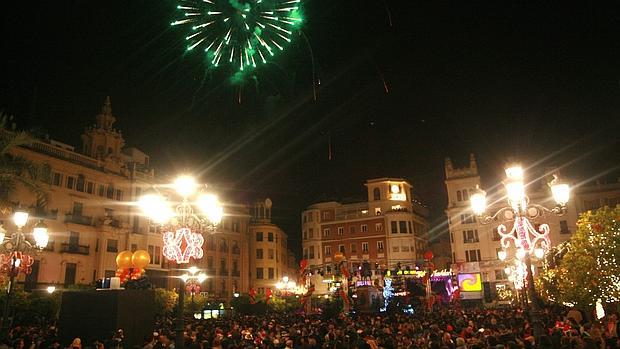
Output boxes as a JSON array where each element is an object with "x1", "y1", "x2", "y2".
[{"x1": 0, "y1": 112, "x2": 50, "y2": 215}]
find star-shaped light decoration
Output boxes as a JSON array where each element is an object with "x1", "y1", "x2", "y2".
[{"x1": 162, "y1": 228, "x2": 204, "y2": 264}]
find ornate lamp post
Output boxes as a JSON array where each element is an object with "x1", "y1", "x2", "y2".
[
  {"x1": 470, "y1": 164, "x2": 569, "y2": 339},
  {"x1": 0, "y1": 210, "x2": 49, "y2": 332},
  {"x1": 181, "y1": 266, "x2": 207, "y2": 317},
  {"x1": 138, "y1": 175, "x2": 223, "y2": 349}
]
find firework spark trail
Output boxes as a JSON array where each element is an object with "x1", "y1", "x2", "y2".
[
  {"x1": 299, "y1": 30, "x2": 317, "y2": 101},
  {"x1": 172, "y1": 0, "x2": 303, "y2": 74},
  {"x1": 384, "y1": 0, "x2": 393, "y2": 27}
]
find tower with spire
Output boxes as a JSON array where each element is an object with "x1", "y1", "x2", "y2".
[{"x1": 81, "y1": 97, "x2": 126, "y2": 172}]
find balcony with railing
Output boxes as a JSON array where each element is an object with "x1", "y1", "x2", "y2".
[
  {"x1": 65, "y1": 214, "x2": 93, "y2": 226},
  {"x1": 26, "y1": 141, "x2": 101, "y2": 170},
  {"x1": 60, "y1": 243, "x2": 90, "y2": 255}
]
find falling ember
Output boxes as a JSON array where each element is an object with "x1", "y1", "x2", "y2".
[
  {"x1": 172, "y1": 0, "x2": 303, "y2": 77},
  {"x1": 377, "y1": 68, "x2": 389, "y2": 93}
]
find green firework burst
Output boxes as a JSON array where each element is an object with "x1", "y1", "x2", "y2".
[{"x1": 172, "y1": 0, "x2": 303, "y2": 72}]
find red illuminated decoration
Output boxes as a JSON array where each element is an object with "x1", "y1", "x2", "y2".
[
  {"x1": 163, "y1": 228, "x2": 204, "y2": 264},
  {"x1": 0, "y1": 252, "x2": 34, "y2": 275}
]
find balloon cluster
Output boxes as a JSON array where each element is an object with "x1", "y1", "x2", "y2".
[{"x1": 115, "y1": 250, "x2": 150, "y2": 284}]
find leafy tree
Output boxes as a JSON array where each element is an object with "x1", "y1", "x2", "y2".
[
  {"x1": 538, "y1": 206, "x2": 620, "y2": 309},
  {"x1": 153, "y1": 288, "x2": 178, "y2": 315},
  {"x1": 0, "y1": 112, "x2": 50, "y2": 213}
]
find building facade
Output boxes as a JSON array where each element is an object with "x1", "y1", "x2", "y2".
[
  {"x1": 301, "y1": 178, "x2": 430, "y2": 294},
  {"x1": 248, "y1": 199, "x2": 295, "y2": 295},
  {"x1": 3, "y1": 97, "x2": 256, "y2": 298},
  {"x1": 445, "y1": 154, "x2": 620, "y2": 297}
]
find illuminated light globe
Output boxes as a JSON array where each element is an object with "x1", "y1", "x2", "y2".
[{"x1": 171, "y1": 0, "x2": 303, "y2": 71}]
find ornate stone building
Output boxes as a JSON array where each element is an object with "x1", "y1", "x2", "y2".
[{"x1": 444, "y1": 154, "x2": 620, "y2": 299}]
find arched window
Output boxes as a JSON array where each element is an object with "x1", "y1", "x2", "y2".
[
  {"x1": 457, "y1": 190, "x2": 462, "y2": 201},
  {"x1": 373, "y1": 188, "x2": 381, "y2": 201},
  {"x1": 463, "y1": 190, "x2": 469, "y2": 201}
]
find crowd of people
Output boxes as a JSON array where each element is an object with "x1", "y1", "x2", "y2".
[{"x1": 1, "y1": 305, "x2": 619, "y2": 349}]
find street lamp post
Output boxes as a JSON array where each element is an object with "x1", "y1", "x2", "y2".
[
  {"x1": 0, "y1": 210, "x2": 49, "y2": 334},
  {"x1": 470, "y1": 165, "x2": 569, "y2": 340},
  {"x1": 138, "y1": 175, "x2": 223, "y2": 349},
  {"x1": 178, "y1": 266, "x2": 207, "y2": 345}
]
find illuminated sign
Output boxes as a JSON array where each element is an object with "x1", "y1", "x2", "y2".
[
  {"x1": 457, "y1": 273, "x2": 482, "y2": 292},
  {"x1": 390, "y1": 194, "x2": 406, "y2": 201}
]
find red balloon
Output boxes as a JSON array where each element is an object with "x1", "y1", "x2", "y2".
[
  {"x1": 423, "y1": 251, "x2": 434, "y2": 260},
  {"x1": 299, "y1": 259, "x2": 308, "y2": 271}
]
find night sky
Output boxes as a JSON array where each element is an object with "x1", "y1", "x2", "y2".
[{"x1": 2, "y1": 2, "x2": 619, "y2": 255}]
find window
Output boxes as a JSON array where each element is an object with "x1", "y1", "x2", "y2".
[
  {"x1": 303, "y1": 214, "x2": 307, "y2": 223},
  {"x1": 463, "y1": 230, "x2": 479, "y2": 243},
  {"x1": 377, "y1": 241, "x2": 384, "y2": 251},
  {"x1": 392, "y1": 246, "x2": 400, "y2": 252},
  {"x1": 350, "y1": 243, "x2": 357, "y2": 253},
  {"x1": 399, "y1": 221, "x2": 407, "y2": 234},
  {"x1": 107, "y1": 185, "x2": 114, "y2": 199},
  {"x1": 391, "y1": 221, "x2": 398, "y2": 234},
  {"x1": 408, "y1": 222, "x2": 413, "y2": 234},
  {"x1": 309, "y1": 246, "x2": 315, "y2": 259},
  {"x1": 462, "y1": 190, "x2": 469, "y2": 200},
  {"x1": 466, "y1": 249, "x2": 481, "y2": 262},
  {"x1": 72, "y1": 202, "x2": 83, "y2": 216},
  {"x1": 220, "y1": 258, "x2": 226, "y2": 272},
  {"x1": 148, "y1": 245, "x2": 154, "y2": 263},
  {"x1": 309, "y1": 228, "x2": 313, "y2": 238},
  {"x1": 323, "y1": 228, "x2": 330, "y2": 237},
  {"x1": 495, "y1": 269, "x2": 507, "y2": 280},
  {"x1": 66, "y1": 176, "x2": 75, "y2": 190},
  {"x1": 106, "y1": 239, "x2": 118, "y2": 253},
  {"x1": 233, "y1": 260, "x2": 238, "y2": 273},
  {"x1": 76, "y1": 175, "x2": 85, "y2": 192},
  {"x1": 256, "y1": 232, "x2": 263, "y2": 241},
  {"x1": 256, "y1": 268, "x2": 264, "y2": 279},
  {"x1": 457, "y1": 190, "x2": 462, "y2": 201},
  {"x1": 375, "y1": 223, "x2": 383, "y2": 232},
  {"x1": 98, "y1": 185, "x2": 105, "y2": 197},
  {"x1": 131, "y1": 243, "x2": 137, "y2": 252},
  {"x1": 322, "y1": 211, "x2": 330, "y2": 220},
  {"x1": 401, "y1": 246, "x2": 410, "y2": 252},
  {"x1": 52, "y1": 172, "x2": 63, "y2": 186},
  {"x1": 303, "y1": 231, "x2": 308, "y2": 240},
  {"x1": 560, "y1": 220, "x2": 570, "y2": 234},
  {"x1": 461, "y1": 214, "x2": 476, "y2": 224},
  {"x1": 337, "y1": 227, "x2": 344, "y2": 235},
  {"x1": 339, "y1": 245, "x2": 345, "y2": 253},
  {"x1": 496, "y1": 248, "x2": 503, "y2": 260},
  {"x1": 268, "y1": 232, "x2": 274, "y2": 242},
  {"x1": 303, "y1": 248, "x2": 308, "y2": 259},
  {"x1": 362, "y1": 242, "x2": 369, "y2": 252},
  {"x1": 450, "y1": 232, "x2": 454, "y2": 243},
  {"x1": 86, "y1": 182, "x2": 94, "y2": 194},
  {"x1": 349, "y1": 226, "x2": 356, "y2": 234},
  {"x1": 373, "y1": 188, "x2": 380, "y2": 200},
  {"x1": 154, "y1": 246, "x2": 161, "y2": 264},
  {"x1": 115, "y1": 189, "x2": 122, "y2": 201},
  {"x1": 492, "y1": 227, "x2": 501, "y2": 241},
  {"x1": 268, "y1": 249, "x2": 274, "y2": 259},
  {"x1": 361, "y1": 224, "x2": 368, "y2": 232},
  {"x1": 256, "y1": 249, "x2": 264, "y2": 259},
  {"x1": 324, "y1": 245, "x2": 332, "y2": 256},
  {"x1": 268, "y1": 268, "x2": 274, "y2": 279},
  {"x1": 207, "y1": 256, "x2": 214, "y2": 270}
]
